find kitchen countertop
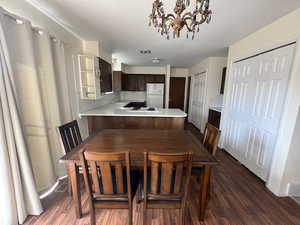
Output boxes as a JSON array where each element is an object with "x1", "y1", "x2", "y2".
[{"x1": 79, "y1": 102, "x2": 187, "y2": 118}]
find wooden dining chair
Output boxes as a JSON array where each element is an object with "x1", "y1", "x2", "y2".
[
  {"x1": 142, "y1": 152, "x2": 193, "y2": 225},
  {"x1": 57, "y1": 120, "x2": 83, "y2": 194},
  {"x1": 58, "y1": 120, "x2": 83, "y2": 154},
  {"x1": 79, "y1": 150, "x2": 138, "y2": 225},
  {"x1": 193, "y1": 123, "x2": 221, "y2": 198},
  {"x1": 202, "y1": 123, "x2": 221, "y2": 157}
]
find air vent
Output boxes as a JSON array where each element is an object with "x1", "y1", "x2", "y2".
[{"x1": 140, "y1": 50, "x2": 151, "y2": 54}]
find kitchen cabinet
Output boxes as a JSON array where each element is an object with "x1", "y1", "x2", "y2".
[
  {"x1": 220, "y1": 67, "x2": 227, "y2": 94},
  {"x1": 208, "y1": 109, "x2": 221, "y2": 128},
  {"x1": 99, "y1": 58, "x2": 112, "y2": 93},
  {"x1": 113, "y1": 71, "x2": 122, "y2": 91},
  {"x1": 78, "y1": 55, "x2": 101, "y2": 100},
  {"x1": 121, "y1": 74, "x2": 165, "y2": 91}
]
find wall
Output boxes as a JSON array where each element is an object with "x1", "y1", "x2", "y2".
[
  {"x1": 120, "y1": 91, "x2": 146, "y2": 102},
  {"x1": 221, "y1": 7, "x2": 300, "y2": 196},
  {"x1": 123, "y1": 65, "x2": 166, "y2": 74},
  {"x1": 189, "y1": 57, "x2": 227, "y2": 131}
]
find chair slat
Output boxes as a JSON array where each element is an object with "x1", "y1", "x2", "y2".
[
  {"x1": 115, "y1": 162, "x2": 124, "y2": 194},
  {"x1": 71, "y1": 126, "x2": 79, "y2": 146},
  {"x1": 66, "y1": 128, "x2": 75, "y2": 149},
  {"x1": 174, "y1": 163, "x2": 183, "y2": 194},
  {"x1": 151, "y1": 161, "x2": 159, "y2": 194},
  {"x1": 90, "y1": 162, "x2": 101, "y2": 194},
  {"x1": 99, "y1": 162, "x2": 114, "y2": 194},
  {"x1": 160, "y1": 162, "x2": 173, "y2": 194}
]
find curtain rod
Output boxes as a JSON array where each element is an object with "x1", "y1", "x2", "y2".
[{"x1": 0, "y1": 7, "x2": 67, "y2": 45}]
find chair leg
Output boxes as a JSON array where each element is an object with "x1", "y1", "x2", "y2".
[
  {"x1": 128, "y1": 204, "x2": 133, "y2": 225},
  {"x1": 179, "y1": 208, "x2": 185, "y2": 225},
  {"x1": 136, "y1": 184, "x2": 142, "y2": 204},
  {"x1": 143, "y1": 205, "x2": 147, "y2": 225},
  {"x1": 90, "y1": 206, "x2": 96, "y2": 225},
  {"x1": 68, "y1": 178, "x2": 72, "y2": 196}
]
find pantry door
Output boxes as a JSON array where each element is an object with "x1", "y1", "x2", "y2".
[
  {"x1": 190, "y1": 72, "x2": 206, "y2": 131},
  {"x1": 223, "y1": 44, "x2": 295, "y2": 181}
]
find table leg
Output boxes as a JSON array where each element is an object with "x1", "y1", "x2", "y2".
[
  {"x1": 199, "y1": 165, "x2": 212, "y2": 221},
  {"x1": 68, "y1": 162, "x2": 82, "y2": 218}
]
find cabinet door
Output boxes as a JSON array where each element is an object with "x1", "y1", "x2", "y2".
[
  {"x1": 155, "y1": 75, "x2": 165, "y2": 83},
  {"x1": 137, "y1": 75, "x2": 146, "y2": 91},
  {"x1": 99, "y1": 58, "x2": 112, "y2": 93},
  {"x1": 113, "y1": 71, "x2": 122, "y2": 91},
  {"x1": 127, "y1": 75, "x2": 138, "y2": 91}
]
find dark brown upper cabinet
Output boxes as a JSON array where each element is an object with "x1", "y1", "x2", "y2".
[
  {"x1": 99, "y1": 58, "x2": 112, "y2": 93},
  {"x1": 220, "y1": 67, "x2": 227, "y2": 94},
  {"x1": 121, "y1": 74, "x2": 165, "y2": 91}
]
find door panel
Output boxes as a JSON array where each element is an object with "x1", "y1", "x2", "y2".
[
  {"x1": 223, "y1": 44, "x2": 295, "y2": 181},
  {"x1": 190, "y1": 72, "x2": 206, "y2": 131},
  {"x1": 169, "y1": 77, "x2": 185, "y2": 110}
]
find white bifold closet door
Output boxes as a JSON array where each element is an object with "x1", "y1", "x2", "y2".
[
  {"x1": 190, "y1": 72, "x2": 206, "y2": 131},
  {"x1": 223, "y1": 44, "x2": 295, "y2": 181}
]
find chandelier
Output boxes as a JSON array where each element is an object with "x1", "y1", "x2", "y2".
[{"x1": 149, "y1": 0, "x2": 212, "y2": 40}]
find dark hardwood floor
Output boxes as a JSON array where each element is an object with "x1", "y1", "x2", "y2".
[{"x1": 24, "y1": 124, "x2": 300, "y2": 225}]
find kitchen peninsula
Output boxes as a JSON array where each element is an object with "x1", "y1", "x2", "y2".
[{"x1": 79, "y1": 102, "x2": 187, "y2": 134}]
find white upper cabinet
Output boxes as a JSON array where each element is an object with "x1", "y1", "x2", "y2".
[{"x1": 78, "y1": 55, "x2": 101, "y2": 100}]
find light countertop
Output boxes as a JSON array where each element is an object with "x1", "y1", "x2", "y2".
[{"x1": 79, "y1": 102, "x2": 187, "y2": 118}]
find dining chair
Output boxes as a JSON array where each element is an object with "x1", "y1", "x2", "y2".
[
  {"x1": 57, "y1": 120, "x2": 83, "y2": 194},
  {"x1": 79, "y1": 150, "x2": 138, "y2": 225},
  {"x1": 58, "y1": 120, "x2": 83, "y2": 154},
  {"x1": 141, "y1": 152, "x2": 193, "y2": 225},
  {"x1": 202, "y1": 123, "x2": 221, "y2": 157},
  {"x1": 193, "y1": 123, "x2": 221, "y2": 199}
]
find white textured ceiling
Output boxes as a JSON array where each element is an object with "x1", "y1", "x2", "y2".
[{"x1": 26, "y1": 0, "x2": 300, "y2": 66}]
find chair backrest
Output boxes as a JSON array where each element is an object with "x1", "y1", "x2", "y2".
[
  {"x1": 143, "y1": 152, "x2": 193, "y2": 201},
  {"x1": 79, "y1": 150, "x2": 132, "y2": 200},
  {"x1": 58, "y1": 120, "x2": 82, "y2": 154},
  {"x1": 203, "y1": 123, "x2": 221, "y2": 156}
]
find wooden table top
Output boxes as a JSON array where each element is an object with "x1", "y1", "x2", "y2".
[{"x1": 60, "y1": 129, "x2": 218, "y2": 167}]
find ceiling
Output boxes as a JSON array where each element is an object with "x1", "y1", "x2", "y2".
[{"x1": 26, "y1": 0, "x2": 300, "y2": 67}]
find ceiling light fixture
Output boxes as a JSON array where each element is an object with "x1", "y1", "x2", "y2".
[
  {"x1": 140, "y1": 50, "x2": 152, "y2": 54},
  {"x1": 152, "y1": 58, "x2": 161, "y2": 64},
  {"x1": 149, "y1": 0, "x2": 212, "y2": 40}
]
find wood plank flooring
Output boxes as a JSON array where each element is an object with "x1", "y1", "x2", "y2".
[{"x1": 24, "y1": 124, "x2": 300, "y2": 225}]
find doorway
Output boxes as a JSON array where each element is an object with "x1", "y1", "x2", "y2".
[{"x1": 169, "y1": 77, "x2": 186, "y2": 110}]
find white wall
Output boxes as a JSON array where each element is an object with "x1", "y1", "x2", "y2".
[
  {"x1": 123, "y1": 65, "x2": 166, "y2": 74},
  {"x1": 221, "y1": 7, "x2": 300, "y2": 196}
]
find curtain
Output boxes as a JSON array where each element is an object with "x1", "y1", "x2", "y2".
[
  {"x1": 0, "y1": 10, "x2": 43, "y2": 225},
  {"x1": 0, "y1": 6, "x2": 75, "y2": 224}
]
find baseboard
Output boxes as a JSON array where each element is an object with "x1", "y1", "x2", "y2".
[{"x1": 288, "y1": 183, "x2": 300, "y2": 197}]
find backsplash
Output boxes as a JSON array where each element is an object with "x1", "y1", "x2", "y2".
[{"x1": 120, "y1": 91, "x2": 146, "y2": 102}]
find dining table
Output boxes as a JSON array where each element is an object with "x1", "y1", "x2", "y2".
[{"x1": 60, "y1": 129, "x2": 218, "y2": 222}]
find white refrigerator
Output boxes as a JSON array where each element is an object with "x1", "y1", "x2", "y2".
[{"x1": 146, "y1": 83, "x2": 164, "y2": 108}]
